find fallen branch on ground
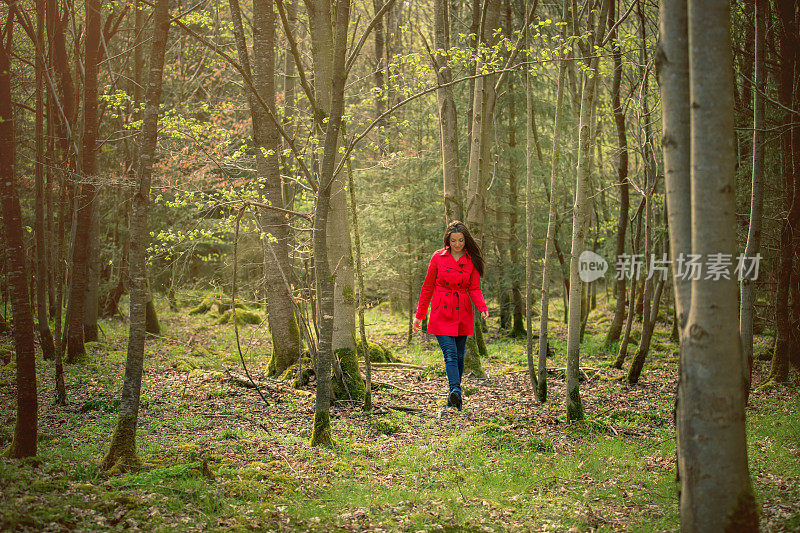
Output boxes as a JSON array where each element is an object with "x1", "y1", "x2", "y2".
[
  {"x1": 225, "y1": 370, "x2": 313, "y2": 397},
  {"x1": 372, "y1": 380, "x2": 437, "y2": 395},
  {"x1": 358, "y1": 361, "x2": 426, "y2": 370}
]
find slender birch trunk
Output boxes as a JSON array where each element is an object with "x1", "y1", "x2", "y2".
[
  {"x1": 604, "y1": 0, "x2": 629, "y2": 346},
  {"x1": 311, "y1": 0, "x2": 351, "y2": 447},
  {"x1": 740, "y1": 0, "x2": 766, "y2": 400},
  {"x1": 102, "y1": 0, "x2": 170, "y2": 471},
  {"x1": 565, "y1": 0, "x2": 608, "y2": 421},
  {"x1": 531, "y1": 0, "x2": 568, "y2": 402},
  {"x1": 433, "y1": 0, "x2": 462, "y2": 221},
  {"x1": 35, "y1": 0, "x2": 56, "y2": 360}
]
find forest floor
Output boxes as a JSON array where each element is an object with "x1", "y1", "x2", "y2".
[{"x1": 1, "y1": 291, "x2": 799, "y2": 532}]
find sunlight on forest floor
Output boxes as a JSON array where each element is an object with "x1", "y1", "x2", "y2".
[{"x1": 1, "y1": 291, "x2": 798, "y2": 531}]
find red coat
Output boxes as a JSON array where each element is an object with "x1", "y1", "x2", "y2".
[{"x1": 416, "y1": 247, "x2": 487, "y2": 336}]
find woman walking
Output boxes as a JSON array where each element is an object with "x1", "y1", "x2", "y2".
[{"x1": 413, "y1": 221, "x2": 488, "y2": 410}]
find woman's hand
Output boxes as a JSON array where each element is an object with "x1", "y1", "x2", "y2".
[
  {"x1": 413, "y1": 318, "x2": 422, "y2": 330},
  {"x1": 480, "y1": 310, "x2": 489, "y2": 320}
]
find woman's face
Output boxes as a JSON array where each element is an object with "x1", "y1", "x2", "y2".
[{"x1": 449, "y1": 232, "x2": 465, "y2": 253}]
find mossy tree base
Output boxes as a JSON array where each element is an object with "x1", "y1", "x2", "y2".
[
  {"x1": 567, "y1": 387, "x2": 584, "y2": 422},
  {"x1": 102, "y1": 415, "x2": 142, "y2": 473},
  {"x1": 464, "y1": 338, "x2": 487, "y2": 379},
  {"x1": 310, "y1": 412, "x2": 333, "y2": 447},
  {"x1": 332, "y1": 347, "x2": 365, "y2": 400},
  {"x1": 4, "y1": 436, "x2": 37, "y2": 459},
  {"x1": 145, "y1": 299, "x2": 161, "y2": 335},
  {"x1": 507, "y1": 325, "x2": 527, "y2": 339}
]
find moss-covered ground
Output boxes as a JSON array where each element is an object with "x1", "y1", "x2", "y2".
[{"x1": 0, "y1": 290, "x2": 798, "y2": 531}]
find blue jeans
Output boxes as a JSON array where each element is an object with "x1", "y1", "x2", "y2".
[{"x1": 436, "y1": 335, "x2": 467, "y2": 395}]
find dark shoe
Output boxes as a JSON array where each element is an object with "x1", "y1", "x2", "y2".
[
  {"x1": 449, "y1": 390, "x2": 462, "y2": 411},
  {"x1": 446, "y1": 394, "x2": 453, "y2": 407}
]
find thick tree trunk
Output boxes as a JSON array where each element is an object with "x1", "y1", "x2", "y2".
[
  {"x1": 604, "y1": 0, "x2": 629, "y2": 346},
  {"x1": 565, "y1": 0, "x2": 608, "y2": 422},
  {"x1": 35, "y1": 0, "x2": 56, "y2": 361},
  {"x1": 0, "y1": 21, "x2": 39, "y2": 459},
  {"x1": 250, "y1": 0, "x2": 302, "y2": 378},
  {"x1": 103, "y1": 0, "x2": 170, "y2": 472},
  {"x1": 676, "y1": 0, "x2": 758, "y2": 528},
  {"x1": 433, "y1": 0, "x2": 462, "y2": 221}
]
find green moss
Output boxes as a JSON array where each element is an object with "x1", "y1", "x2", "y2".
[
  {"x1": 342, "y1": 284, "x2": 356, "y2": 305},
  {"x1": 215, "y1": 309, "x2": 262, "y2": 325},
  {"x1": 567, "y1": 386, "x2": 584, "y2": 422},
  {"x1": 355, "y1": 338, "x2": 396, "y2": 363},
  {"x1": 189, "y1": 296, "x2": 217, "y2": 315},
  {"x1": 370, "y1": 416, "x2": 406, "y2": 435},
  {"x1": 332, "y1": 347, "x2": 365, "y2": 400},
  {"x1": 310, "y1": 412, "x2": 333, "y2": 447},
  {"x1": 189, "y1": 346, "x2": 213, "y2": 359},
  {"x1": 278, "y1": 353, "x2": 314, "y2": 387}
]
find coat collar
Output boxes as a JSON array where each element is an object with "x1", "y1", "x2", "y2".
[{"x1": 440, "y1": 246, "x2": 470, "y2": 261}]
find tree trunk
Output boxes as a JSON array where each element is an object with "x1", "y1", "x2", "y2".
[
  {"x1": 249, "y1": 0, "x2": 303, "y2": 377},
  {"x1": 463, "y1": 0, "x2": 501, "y2": 375},
  {"x1": 433, "y1": 0, "x2": 462, "y2": 221},
  {"x1": 740, "y1": 0, "x2": 767, "y2": 400},
  {"x1": 83, "y1": 210, "x2": 100, "y2": 342},
  {"x1": 372, "y1": 0, "x2": 387, "y2": 156},
  {"x1": 0, "y1": 19, "x2": 39, "y2": 459},
  {"x1": 307, "y1": 0, "x2": 364, "y2": 401},
  {"x1": 604, "y1": 0, "x2": 629, "y2": 347},
  {"x1": 676, "y1": 0, "x2": 758, "y2": 527},
  {"x1": 347, "y1": 153, "x2": 372, "y2": 411},
  {"x1": 505, "y1": 2, "x2": 524, "y2": 339},
  {"x1": 64, "y1": 0, "x2": 102, "y2": 363},
  {"x1": 35, "y1": 0, "x2": 56, "y2": 361},
  {"x1": 565, "y1": 0, "x2": 608, "y2": 422},
  {"x1": 103, "y1": 0, "x2": 170, "y2": 472},
  {"x1": 767, "y1": 0, "x2": 800, "y2": 384},
  {"x1": 310, "y1": 0, "x2": 351, "y2": 447},
  {"x1": 531, "y1": 0, "x2": 568, "y2": 403},
  {"x1": 626, "y1": 277, "x2": 665, "y2": 383}
]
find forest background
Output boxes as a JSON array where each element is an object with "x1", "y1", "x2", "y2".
[{"x1": 0, "y1": 0, "x2": 798, "y2": 530}]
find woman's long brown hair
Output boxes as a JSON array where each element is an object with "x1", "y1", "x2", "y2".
[{"x1": 443, "y1": 221, "x2": 485, "y2": 277}]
